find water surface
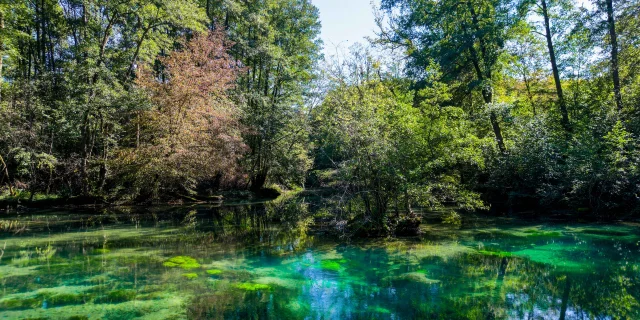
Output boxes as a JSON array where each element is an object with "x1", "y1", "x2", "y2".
[{"x1": 1, "y1": 203, "x2": 639, "y2": 319}]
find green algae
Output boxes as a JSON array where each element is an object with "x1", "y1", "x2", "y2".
[
  {"x1": 206, "y1": 269, "x2": 222, "y2": 275},
  {"x1": 369, "y1": 306, "x2": 392, "y2": 314},
  {"x1": 319, "y1": 259, "x2": 346, "y2": 271},
  {"x1": 234, "y1": 282, "x2": 271, "y2": 291},
  {"x1": 92, "y1": 248, "x2": 111, "y2": 254},
  {"x1": 183, "y1": 273, "x2": 199, "y2": 279},
  {"x1": 163, "y1": 256, "x2": 201, "y2": 269},
  {"x1": 477, "y1": 249, "x2": 514, "y2": 258}
]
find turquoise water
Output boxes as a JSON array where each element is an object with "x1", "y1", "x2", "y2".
[{"x1": 1, "y1": 204, "x2": 639, "y2": 319}]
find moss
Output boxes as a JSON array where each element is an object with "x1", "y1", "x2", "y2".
[
  {"x1": 163, "y1": 256, "x2": 201, "y2": 270},
  {"x1": 183, "y1": 273, "x2": 199, "y2": 279},
  {"x1": 206, "y1": 269, "x2": 222, "y2": 275},
  {"x1": 234, "y1": 283, "x2": 271, "y2": 291},
  {"x1": 93, "y1": 248, "x2": 111, "y2": 254}
]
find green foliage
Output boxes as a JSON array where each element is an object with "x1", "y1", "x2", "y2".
[{"x1": 313, "y1": 47, "x2": 485, "y2": 234}]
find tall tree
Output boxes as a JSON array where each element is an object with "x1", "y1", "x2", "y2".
[
  {"x1": 605, "y1": 0, "x2": 623, "y2": 112},
  {"x1": 378, "y1": 0, "x2": 525, "y2": 153},
  {"x1": 207, "y1": 0, "x2": 322, "y2": 190},
  {"x1": 539, "y1": 0, "x2": 570, "y2": 131},
  {"x1": 123, "y1": 30, "x2": 245, "y2": 197}
]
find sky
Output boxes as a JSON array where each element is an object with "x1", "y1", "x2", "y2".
[{"x1": 312, "y1": 0, "x2": 381, "y2": 57}]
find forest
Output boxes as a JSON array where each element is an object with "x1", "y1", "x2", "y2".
[{"x1": 1, "y1": 0, "x2": 639, "y2": 236}]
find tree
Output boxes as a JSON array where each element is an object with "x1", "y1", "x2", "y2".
[
  {"x1": 378, "y1": 0, "x2": 525, "y2": 153},
  {"x1": 539, "y1": 0, "x2": 570, "y2": 130},
  {"x1": 313, "y1": 46, "x2": 485, "y2": 235},
  {"x1": 117, "y1": 30, "x2": 246, "y2": 199},
  {"x1": 604, "y1": 0, "x2": 623, "y2": 112},
  {"x1": 211, "y1": 0, "x2": 322, "y2": 190}
]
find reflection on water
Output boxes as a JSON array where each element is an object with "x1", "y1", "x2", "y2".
[{"x1": 0, "y1": 202, "x2": 639, "y2": 319}]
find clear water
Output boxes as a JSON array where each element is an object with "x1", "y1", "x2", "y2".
[{"x1": 1, "y1": 203, "x2": 639, "y2": 319}]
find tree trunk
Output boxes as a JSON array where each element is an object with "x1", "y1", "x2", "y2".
[
  {"x1": 250, "y1": 170, "x2": 268, "y2": 191},
  {"x1": 464, "y1": 8, "x2": 507, "y2": 154},
  {"x1": 482, "y1": 85, "x2": 507, "y2": 153},
  {"x1": 541, "y1": 0, "x2": 569, "y2": 132},
  {"x1": 0, "y1": 154, "x2": 13, "y2": 195},
  {"x1": 125, "y1": 26, "x2": 151, "y2": 80},
  {"x1": 522, "y1": 70, "x2": 536, "y2": 116},
  {"x1": 606, "y1": 0, "x2": 623, "y2": 112},
  {"x1": 0, "y1": 8, "x2": 4, "y2": 102}
]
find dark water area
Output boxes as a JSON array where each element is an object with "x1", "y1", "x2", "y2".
[{"x1": 0, "y1": 202, "x2": 639, "y2": 319}]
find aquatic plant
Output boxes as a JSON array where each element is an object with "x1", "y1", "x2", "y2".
[
  {"x1": 98, "y1": 289, "x2": 137, "y2": 303},
  {"x1": 163, "y1": 256, "x2": 201, "y2": 269},
  {"x1": 183, "y1": 273, "x2": 199, "y2": 279},
  {"x1": 206, "y1": 269, "x2": 222, "y2": 275},
  {"x1": 319, "y1": 259, "x2": 346, "y2": 271},
  {"x1": 477, "y1": 250, "x2": 513, "y2": 258},
  {"x1": 522, "y1": 229, "x2": 562, "y2": 238},
  {"x1": 234, "y1": 283, "x2": 271, "y2": 291}
]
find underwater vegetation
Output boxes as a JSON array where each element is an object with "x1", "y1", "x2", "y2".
[
  {"x1": 0, "y1": 207, "x2": 639, "y2": 319},
  {"x1": 234, "y1": 282, "x2": 272, "y2": 291},
  {"x1": 206, "y1": 269, "x2": 222, "y2": 275},
  {"x1": 163, "y1": 256, "x2": 201, "y2": 270},
  {"x1": 319, "y1": 259, "x2": 346, "y2": 271}
]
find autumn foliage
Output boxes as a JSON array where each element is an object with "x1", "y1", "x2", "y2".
[{"x1": 115, "y1": 30, "x2": 247, "y2": 199}]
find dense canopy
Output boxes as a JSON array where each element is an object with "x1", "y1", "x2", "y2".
[{"x1": 1, "y1": 0, "x2": 640, "y2": 234}]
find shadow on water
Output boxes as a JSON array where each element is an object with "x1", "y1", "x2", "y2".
[{"x1": 0, "y1": 200, "x2": 639, "y2": 319}]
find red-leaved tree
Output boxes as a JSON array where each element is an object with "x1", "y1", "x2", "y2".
[{"x1": 115, "y1": 30, "x2": 247, "y2": 200}]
